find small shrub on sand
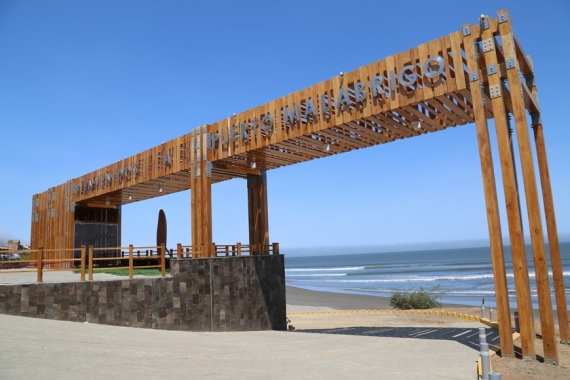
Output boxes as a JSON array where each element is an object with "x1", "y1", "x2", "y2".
[{"x1": 389, "y1": 285, "x2": 444, "y2": 310}]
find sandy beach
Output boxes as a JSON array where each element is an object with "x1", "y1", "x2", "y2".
[{"x1": 286, "y1": 285, "x2": 469, "y2": 310}]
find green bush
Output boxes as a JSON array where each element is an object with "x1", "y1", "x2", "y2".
[{"x1": 389, "y1": 285, "x2": 444, "y2": 310}]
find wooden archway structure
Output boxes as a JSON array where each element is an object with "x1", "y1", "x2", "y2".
[{"x1": 30, "y1": 10, "x2": 566, "y2": 363}]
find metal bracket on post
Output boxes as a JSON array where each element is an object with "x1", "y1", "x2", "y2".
[
  {"x1": 480, "y1": 82, "x2": 488, "y2": 106},
  {"x1": 530, "y1": 112, "x2": 542, "y2": 126},
  {"x1": 480, "y1": 17, "x2": 490, "y2": 30},
  {"x1": 206, "y1": 162, "x2": 213, "y2": 178},
  {"x1": 205, "y1": 133, "x2": 212, "y2": 149},
  {"x1": 474, "y1": 39, "x2": 480, "y2": 61},
  {"x1": 511, "y1": 26, "x2": 516, "y2": 52},
  {"x1": 498, "y1": 12, "x2": 508, "y2": 23},
  {"x1": 505, "y1": 58, "x2": 516, "y2": 70},
  {"x1": 525, "y1": 74, "x2": 536, "y2": 88},
  {"x1": 470, "y1": 71, "x2": 479, "y2": 82},
  {"x1": 487, "y1": 64, "x2": 497, "y2": 76},
  {"x1": 490, "y1": 84, "x2": 501, "y2": 99},
  {"x1": 482, "y1": 38, "x2": 494, "y2": 52},
  {"x1": 193, "y1": 164, "x2": 200, "y2": 180},
  {"x1": 462, "y1": 24, "x2": 471, "y2": 37}
]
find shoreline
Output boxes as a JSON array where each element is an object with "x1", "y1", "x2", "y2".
[
  {"x1": 286, "y1": 285, "x2": 564, "y2": 324},
  {"x1": 286, "y1": 285, "x2": 467, "y2": 310}
]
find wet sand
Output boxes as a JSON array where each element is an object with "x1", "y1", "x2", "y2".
[{"x1": 286, "y1": 285, "x2": 465, "y2": 310}]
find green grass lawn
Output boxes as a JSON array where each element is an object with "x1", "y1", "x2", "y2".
[{"x1": 19, "y1": 253, "x2": 31, "y2": 261}]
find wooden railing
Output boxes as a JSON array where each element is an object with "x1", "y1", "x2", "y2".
[
  {"x1": 88, "y1": 244, "x2": 166, "y2": 280},
  {"x1": 176, "y1": 242, "x2": 279, "y2": 258},
  {"x1": 0, "y1": 242, "x2": 280, "y2": 283},
  {"x1": 0, "y1": 247, "x2": 86, "y2": 282},
  {"x1": 211, "y1": 242, "x2": 280, "y2": 257},
  {"x1": 0, "y1": 245, "x2": 166, "y2": 283}
]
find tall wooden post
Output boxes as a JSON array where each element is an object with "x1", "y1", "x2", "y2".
[
  {"x1": 496, "y1": 9, "x2": 558, "y2": 364},
  {"x1": 478, "y1": 16, "x2": 533, "y2": 358},
  {"x1": 463, "y1": 25, "x2": 513, "y2": 356},
  {"x1": 247, "y1": 170, "x2": 270, "y2": 255},
  {"x1": 525, "y1": 57, "x2": 570, "y2": 343},
  {"x1": 88, "y1": 245, "x2": 94, "y2": 281},
  {"x1": 190, "y1": 126, "x2": 213, "y2": 258},
  {"x1": 128, "y1": 244, "x2": 134, "y2": 279},
  {"x1": 37, "y1": 247, "x2": 44, "y2": 283},
  {"x1": 80, "y1": 245, "x2": 86, "y2": 282},
  {"x1": 160, "y1": 243, "x2": 166, "y2": 276}
]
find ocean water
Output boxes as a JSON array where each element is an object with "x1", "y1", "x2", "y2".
[{"x1": 285, "y1": 242, "x2": 570, "y2": 309}]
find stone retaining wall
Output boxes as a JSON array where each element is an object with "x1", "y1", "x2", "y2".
[{"x1": 0, "y1": 255, "x2": 286, "y2": 331}]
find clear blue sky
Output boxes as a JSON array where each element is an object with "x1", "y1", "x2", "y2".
[{"x1": 1, "y1": 0, "x2": 569, "y2": 253}]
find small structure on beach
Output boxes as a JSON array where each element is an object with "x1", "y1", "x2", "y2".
[
  {"x1": 1, "y1": 240, "x2": 22, "y2": 251},
  {"x1": 24, "y1": 9, "x2": 567, "y2": 364}
]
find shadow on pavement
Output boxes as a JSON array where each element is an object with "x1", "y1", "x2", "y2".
[{"x1": 296, "y1": 326, "x2": 500, "y2": 351}]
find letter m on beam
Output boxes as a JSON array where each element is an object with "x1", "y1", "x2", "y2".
[{"x1": 285, "y1": 104, "x2": 299, "y2": 129}]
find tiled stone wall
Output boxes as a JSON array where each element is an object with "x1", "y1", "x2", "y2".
[{"x1": 0, "y1": 255, "x2": 286, "y2": 331}]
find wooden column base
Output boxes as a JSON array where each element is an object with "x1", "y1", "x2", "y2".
[{"x1": 248, "y1": 171, "x2": 269, "y2": 255}]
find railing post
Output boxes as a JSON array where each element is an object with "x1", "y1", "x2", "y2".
[
  {"x1": 37, "y1": 247, "x2": 44, "y2": 283},
  {"x1": 177, "y1": 243, "x2": 182, "y2": 259},
  {"x1": 128, "y1": 244, "x2": 134, "y2": 279},
  {"x1": 80, "y1": 245, "x2": 86, "y2": 282},
  {"x1": 211, "y1": 242, "x2": 216, "y2": 257},
  {"x1": 160, "y1": 243, "x2": 166, "y2": 276},
  {"x1": 88, "y1": 245, "x2": 94, "y2": 281},
  {"x1": 237, "y1": 242, "x2": 242, "y2": 256},
  {"x1": 225, "y1": 245, "x2": 229, "y2": 257},
  {"x1": 272, "y1": 242, "x2": 279, "y2": 255}
]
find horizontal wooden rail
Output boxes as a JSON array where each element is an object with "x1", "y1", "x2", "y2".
[
  {"x1": 1, "y1": 242, "x2": 280, "y2": 282},
  {"x1": 87, "y1": 244, "x2": 166, "y2": 280},
  {"x1": 0, "y1": 249, "x2": 39, "y2": 254}
]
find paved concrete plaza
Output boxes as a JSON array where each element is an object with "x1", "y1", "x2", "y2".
[{"x1": 0, "y1": 313, "x2": 480, "y2": 379}]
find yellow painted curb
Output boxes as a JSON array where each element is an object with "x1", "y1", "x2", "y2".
[
  {"x1": 479, "y1": 318, "x2": 499, "y2": 330},
  {"x1": 286, "y1": 310, "x2": 487, "y2": 328}
]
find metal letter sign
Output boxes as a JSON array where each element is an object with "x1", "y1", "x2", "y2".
[{"x1": 423, "y1": 56, "x2": 444, "y2": 79}]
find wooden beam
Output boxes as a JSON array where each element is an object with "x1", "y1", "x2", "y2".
[
  {"x1": 497, "y1": 9, "x2": 558, "y2": 365},
  {"x1": 247, "y1": 171, "x2": 269, "y2": 255},
  {"x1": 479, "y1": 16, "x2": 533, "y2": 358},
  {"x1": 513, "y1": 34, "x2": 534, "y2": 77},
  {"x1": 526, "y1": 56, "x2": 570, "y2": 343},
  {"x1": 214, "y1": 162, "x2": 261, "y2": 176},
  {"x1": 463, "y1": 22, "x2": 514, "y2": 358}
]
